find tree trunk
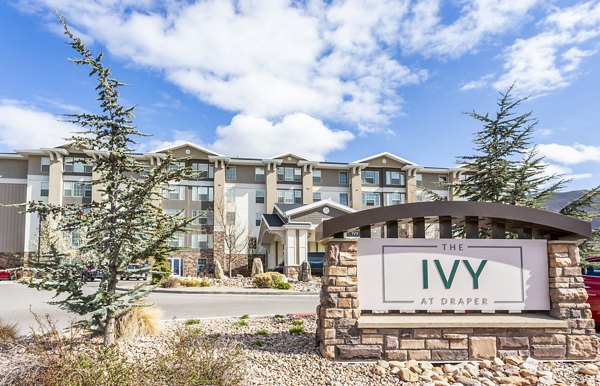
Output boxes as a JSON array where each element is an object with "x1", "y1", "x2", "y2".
[
  {"x1": 229, "y1": 254, "x2": 232, "y2": 277},
  {"x1": 103, "y1": 260, "x2": 119, "y2": 346}
]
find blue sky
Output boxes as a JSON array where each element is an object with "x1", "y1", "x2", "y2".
[{"x1": 1, "y1": 1, "x2": 599, "y2": 190}]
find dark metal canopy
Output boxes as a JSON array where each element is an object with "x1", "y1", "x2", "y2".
[{"x1": 318, "y1": 201, "x2": 592, "y2": 240}]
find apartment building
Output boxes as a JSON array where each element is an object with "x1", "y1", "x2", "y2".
[{"x1": 0, "y1": 142, "x2": 465, "y2": 277}]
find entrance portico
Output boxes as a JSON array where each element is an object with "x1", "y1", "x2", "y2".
[{"x1": 258, "y1": 199, "x2": 355, "y2": 278}]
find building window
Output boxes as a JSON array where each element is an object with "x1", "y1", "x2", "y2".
[
  {"x1": 438, "y1": 175, "x2": 448, "y2": 184},
  {"x1": 256, "y1": 189, "x2": 265, "y2": 204},
  {"x1": 162, "y1": 185, "x2": 186, "y2": 200},
  {"x1": 63, "y1": 231, "x2": 81, "y2": 248},
  {"x1": 168, "y1": 161, "x2": 186, "y2": 171},
  {"x1": 416, "y1": 173, "x2": 423, "y2": 186},
  {"x1": 40, "y1": 181, "x2": 49, "y2": 197},
  {"x1": 361, "y1": 170, "x2": 380, "y2": 185},
  {"x1": 63, "y1": 181, "x2": 92, "y2": 198},
  {"x1": 255, "y1": 167, "x2": 265, "y2": 182},
  {"x1": 313, "y1": 192, "x2": 321, "y2": 202},
  {"x1": 168, "y1": 234, "x2": 185, "y2": 248},
  {"x1": 226, "y1": 166, "x2": 236, "y2": 181},
  {"x1": 226, "y1": 189, "x2": 236, "y2": 204},
  {"x1": 362, "y1": 192, "x2": 381, "y2": 207},
  {"x1": 385, "y1": 192, "x2": 406, "y2": 206},
  {"x1": 339, "y1": 171, "x2": 348, "y2": 186},
  {"x1": 191, "y1": 186, "x2": 213, "y2": 202},
  {"x1": 191, "y1": 233, "x2": 213, "y2": 249},
  {"x1": 385, "y1": 171, "x2": 405, "y2": 186},
  {"x1": 64, "y1": 157, "x2": 92, "y2": 173},
  {"x1": 41, "y1": 157, "x2": 50, "y2": 172},
  {"x1": 255, "y1": 213, "x2": 262, "y2": 227},
  {"x1": 192, "y1": 210, "x2": 213, "y2": 225},
  {"x1": 339, "y1": 192, "x2": 349, "y2": 206},
  {"x1": 192, "y1": 163, "x2": 214, "y2": 179},
  {"x1": 312, "y1": 170, "x2": 321, "y2": 183},
  {"x1": 277, "y1": 166, "x2": 301, "y2": 182},
  {"x1": 277, "y1": 189, "x2": 301, "y2": 204},
  {"x1": 164, "y1": 209, "x2": 185, "y2": 218},
  {"x1": 226, "y1": 212, "x2": 236, "y2": 225}
]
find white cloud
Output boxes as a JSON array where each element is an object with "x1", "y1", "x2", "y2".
[
  {"x1": 19, "y1": 0, "x2": 426, "y2": 133},
  {"x1": 460, "y1": 73, "x2": 495, "y2": 91},
  {"x1": 0, "y1": 99, "x2": 78, "y2": 150},
  {"x1": 400, "y1": 0, "x2": 539, "y2": 58},
  {"x1": 539, "y1": 143, "x2": 600, "y2": 165},
  {"x1": 493, "y1": 1, "x2": 600, "y2": 95},
  {"x1": 211, "y1": 113, "x2": 353, "y2": 160},
  {"x1": 543, "y1": 163, "x2": 593, "y2": 181}
]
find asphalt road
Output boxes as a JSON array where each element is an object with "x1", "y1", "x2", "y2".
[{"x1": 0, "y1": 281, "x2": 319, "y2": 334}]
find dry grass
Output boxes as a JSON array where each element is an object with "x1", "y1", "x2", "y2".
[
  {"x1": 160, "y1": 276, "x2": 179, "y2": 288},
  {"x1": 0, "y1": 319, "x2": 18, "y2": 342},
  {"x1": 115, "y1": 305, "x2": 164, "y2": 339}
]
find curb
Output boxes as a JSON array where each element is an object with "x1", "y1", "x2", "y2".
[{"x1": 115, "y1": 286, "x2": 319, "y2": 296}]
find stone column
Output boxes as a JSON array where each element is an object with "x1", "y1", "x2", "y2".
[
  {"x1": 547, "y1": 241, "x2": 597, "y2": 359},
  {"x1": 265, "y1": 162, "x2": 277, "y2": 213},
  {"x1": 302, "y1": 164, "x2": 313, "y2": 205},
  {"x1": 317, "y1": 240, "x2": 365, "y2": 359}
]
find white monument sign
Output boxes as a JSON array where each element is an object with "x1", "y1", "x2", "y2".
[{"x1": 358, "y1": 239, "x2": 549, "y2": 311}]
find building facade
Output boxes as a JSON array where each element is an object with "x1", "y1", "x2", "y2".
[{"x1": 0, "y1": 142, "x2": 465, "y2": 277}]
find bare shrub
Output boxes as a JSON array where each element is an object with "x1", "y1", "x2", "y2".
[
  {"x1": 154, "y1": 326, "x2": 245, "y2": 386},
  {"x1": 115, "y1": 305, "x2": 164, "y2": 339},
  {"x1": 160, "y1": 276, "x2": 179, "y2": 288},
  {"x1": 0, "y1": 319, "x2": 18, "y2": 343}
]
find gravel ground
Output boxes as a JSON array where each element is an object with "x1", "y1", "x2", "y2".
[
  {"x1": 125, "y1": 316, "x2": 600, "y2": 386},
  {"x1": 2, "y1": 315, "x2": 599, "y2": 385},
  {"x1": 213, "y1": 275, "x2": 322, "y2": 293}
]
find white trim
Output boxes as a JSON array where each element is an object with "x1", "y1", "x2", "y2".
[
  {"x1": 152, "y1": 141, "x2": 222, "y2": 156},
  {"x1": 172, "y1": 180, "x2": 214, "y2": 187},
  {"x1": 0, "y1": 153, "x2": 26, "y2": 159},
  {"x1": 63, "y1": 176, "x2": 93, "y2": 182},
  {"x1": 270, "y1": 152, "x2": 307, "y2": 160},
  {"x1": 224, "y1": 182, "x2": 266, "y2": 189},
  {"x1": 284, "y1": 198, "x2": 356, "y2": 216},
  {"x1": 354, "y1": 152, "x2": 416, "y2": 166},
  {"x1": 26, "y1": 175, "x2": 50, "y2": 182},
  {"x1": 0, "y1": 178, "x2": 27, "y2": 184}
]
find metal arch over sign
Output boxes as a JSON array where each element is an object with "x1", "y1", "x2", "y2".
[{"x1": 358, "y1": 239, "x2": 550, "y2": 311}]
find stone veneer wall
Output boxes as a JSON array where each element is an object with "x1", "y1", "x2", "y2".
[{"x1": 317, "y1": 239, "x2": 598, "y2": 361}]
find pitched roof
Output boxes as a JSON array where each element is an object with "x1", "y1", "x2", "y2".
[
  {"x1": 354, "y1": 151, "x2": 416, "y2": 166},
  {"x1": 262, "y1": 214, "x2": 286, "y2": 228},
  {"x1": 152, "y1": 141, "x2": 222, "y2": 156}
]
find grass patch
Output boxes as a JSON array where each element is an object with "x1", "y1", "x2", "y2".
[
  {"x1": 115, "y1": 305, "x2": 164, "y2": 339},
  {"x1": 291, "y1": 319, "x2": 304, "y2": 326},
  {"x1": 185, "y1": 319, "x2": 200, "y2": 325},
  {"x1": 288, "y1": 326, "x2": 305, "y2": 334},
  {"x1": 251, "y1": 340, "x2": 266, "y2": 347},
  {"x1": 240, "y1": 314, "x2": 249, "y2": 320},
  {"x1": 0, "y1": 319, "x2": 18, "y2": 343},
  {"x1": 233, "y1": 320, "x2": 248, "y2": 327},
  {"x1": 276, "y1": 281, "x2": 291, "y2": 290},
  {"x1": 255, "y1": 329, "x2": 268, "y2": 336},
  {"x1": 274, "y1": 314, "x2": 284, "y2": 319}
]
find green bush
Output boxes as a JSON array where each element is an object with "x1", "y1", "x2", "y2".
[
  {"x1": 251, "y1": 341, "x2": 265, "y2": 347},
  {"x1": 252, "y1": 272, "x2": 287, "y2": 289},
  {"x1": 185, "y1": 319, "x2": 200, "y2": 325},
  {"x1": 233, "y1": 320, "x2": 248, "y2": 327},
  {"x1": 291, "y1": 319, "x2": 304, "y2": 327},
  {"x1": 276, "y1": 281, "x2": 291, "y2": 290},
  {"x1": 256, "y1": 329, "x2": 268, "y2": 336},
  {"x1": 240, "y1": 314, "x2": 249, "y2": 320},
  {"x1": 177, "y1": 278, "x2": 201, "y2": 287},
  {"x1": 289, "y1": 326, "x2": 305, "y2": 334},
  {"x1": 151, "y1": 257, "x2": 172, "y2": 285}
]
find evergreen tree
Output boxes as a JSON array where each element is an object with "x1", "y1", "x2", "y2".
[
  {"x1": 454, "y1": 84, "x2": 566, "y2": 207},
  {"x1": 26, "y1": 16, "x2": 194, "y2": 346},
  {"x1": 454, "y1": 85, "x2": 599, "y2": 248},
  {"x1": 559, "y1": 187, "x2": 600, "y2": 258}
]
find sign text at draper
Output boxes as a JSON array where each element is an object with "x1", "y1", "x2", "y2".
[{"x1": 357, "y1": 239, "x2": 549, "y2": 311}]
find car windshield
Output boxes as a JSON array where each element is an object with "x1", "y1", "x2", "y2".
[{"x1": 127, "y1": 264, "x2": 140, "y2": 270}]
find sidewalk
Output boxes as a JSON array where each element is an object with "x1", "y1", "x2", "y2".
[{"x1": 116, "y1": 284, "x2": 319, "y2": 296}]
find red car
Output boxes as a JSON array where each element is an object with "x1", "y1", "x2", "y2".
[
  {"x1": 582, "y1": 256, "x2": 600, "y2": 325},
  {"x1": 0, "y1": 267, "x2": 16, "y2": 281}
]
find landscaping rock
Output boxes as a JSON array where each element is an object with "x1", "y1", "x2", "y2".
[
  {"x1": 214, "y1": 260, "x2": 225, "y2": 279},
  {"x1": 398, "y1": 367, "x2": 419, "y2": 382},
  {"x1": 251, "y1": 258, "x2": 264, "y2": 277},
  {"x1": 578, "y1": 363, "x2": 599, "y2": 376},
  {"x1": 298, "y1": 260, "x2": 312, "y2": 282}
]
